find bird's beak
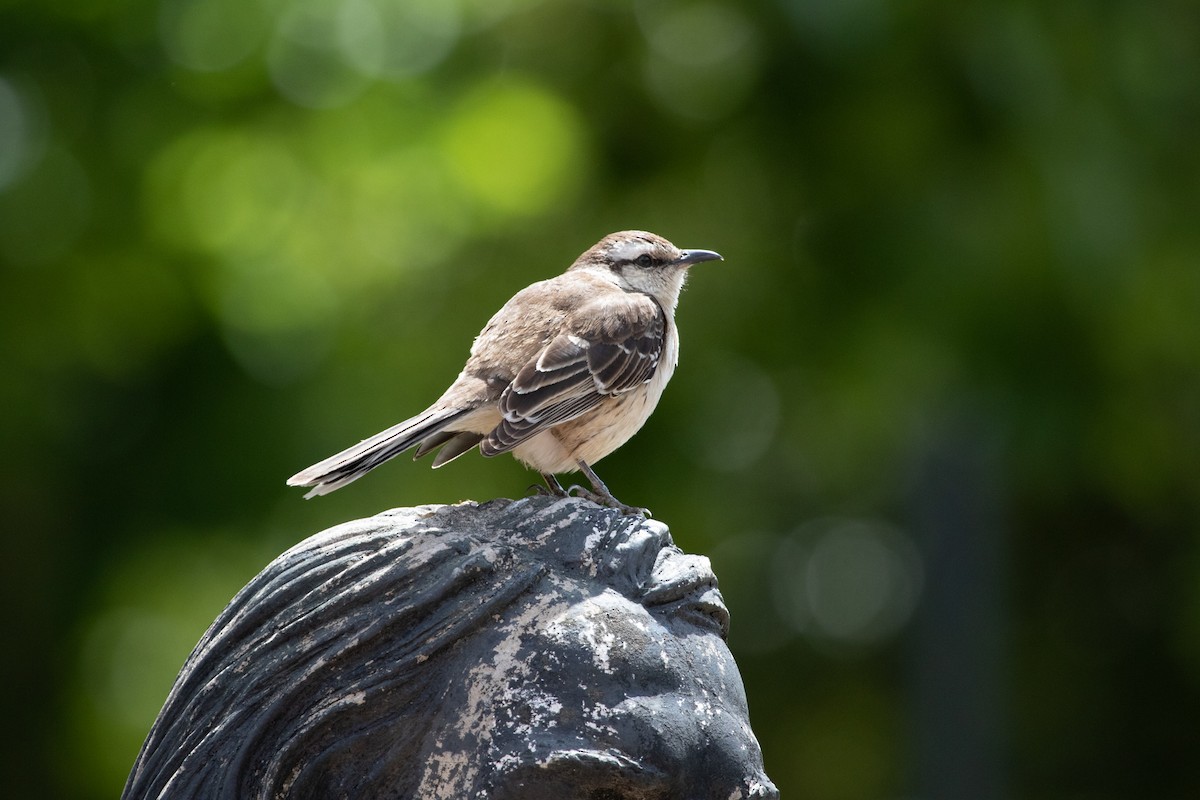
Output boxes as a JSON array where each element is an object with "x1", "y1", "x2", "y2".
[{"x1": 676, "y1": 249, "x2": 723, "y2": 266}]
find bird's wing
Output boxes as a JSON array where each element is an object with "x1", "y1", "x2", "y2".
[{"x1": 480, "y1": 294, "x2": 667, "y2": 456}]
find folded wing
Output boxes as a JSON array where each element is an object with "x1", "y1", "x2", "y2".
[{"x1": 480, "y1": 295, "x2": 666, "y2": 456}]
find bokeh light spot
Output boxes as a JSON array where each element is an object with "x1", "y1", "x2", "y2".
[
  {"x1": 0, "y1": 76, "x2": 43, "y2": 191},
  {"x1": 338, "y1": 0, "x2": 461, "y2": 79},
  {"x1": 144, "y1": 125, "x2": 351, "y2": 381},
  {"x1": 159, "y1": 0, "x2": 268, "y2": 72},
  {"x1": 268, "y1": 0, "x2": 372, "y2": 108},
  {"x1": 639, "y1": 2, "x2": 761, "y2": 121},
  {"x1": 640, "y1": 1, "x2": 755, "y2": 69},
  {"x1": 440, "y1": 78, "x2": 587, "y2": 217},
  {"x1": 173, "y1": 128, "x2": 309, "y2": 257},
  {"x1": 776, "y1": 518, "x2": 923, "y2": 650},
  {"x1": 343, "y1": 144, "x2": 469, "y2": 269}
]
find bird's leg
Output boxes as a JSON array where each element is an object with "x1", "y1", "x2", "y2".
[
  {"x1": 569, "y1": 460, "x2": 650, "y2": 517},
  {"x1": 528, "y1": 472, "x2": 569, "y2": 498}
]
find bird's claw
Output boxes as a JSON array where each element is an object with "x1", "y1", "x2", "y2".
[
  {"x1": 566, "y1": 485, "x2": 650, "y2": 517},
  {"x1": 530, "y1": 474, "x2": 569, "y2": 498}
]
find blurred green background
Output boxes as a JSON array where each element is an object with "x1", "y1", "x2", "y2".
[{"x1": 3, "y1": 0, "x2": 1198, "y2": 797}]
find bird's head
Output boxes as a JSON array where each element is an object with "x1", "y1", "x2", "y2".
[{"x1": 573, "y1": 230, "x2": 723, "y2": 309}]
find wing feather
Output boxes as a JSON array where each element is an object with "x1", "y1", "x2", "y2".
[{"x1": 479, "y1": 296, "x2": 667, "y2": 457}]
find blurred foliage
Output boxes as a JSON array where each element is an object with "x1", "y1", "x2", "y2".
[{"x1": 2, "y1": 0, "x2": 1198, "y2": 798}]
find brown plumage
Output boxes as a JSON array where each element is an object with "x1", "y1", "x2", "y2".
[{"x1": 287, "y1": 230, "x2": 721, "y2": 514}]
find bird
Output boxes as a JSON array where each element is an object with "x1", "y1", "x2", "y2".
[{"x1": 287, "y1": 230, "x2": 722, "y2": 515}]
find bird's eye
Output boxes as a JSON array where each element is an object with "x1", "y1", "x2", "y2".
[{"x1": 635, "y1": 253, "x2": 654, "y2": 268}]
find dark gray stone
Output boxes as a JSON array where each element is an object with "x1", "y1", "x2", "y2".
[{"x1": 123, "y1": 496, "x2": 777, "y2": 799}]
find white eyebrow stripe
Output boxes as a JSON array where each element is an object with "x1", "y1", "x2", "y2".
[{"x1": 608, "y1": 239, "x2": 653, "y2": 263}]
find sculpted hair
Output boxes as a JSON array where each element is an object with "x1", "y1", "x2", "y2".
[{"x1": 123, "y1": 512, "x2": 547, "y2": 800}]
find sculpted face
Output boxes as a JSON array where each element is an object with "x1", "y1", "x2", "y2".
[{"x1": 416, "y1": 510, "x2": 778, "y2": 800}]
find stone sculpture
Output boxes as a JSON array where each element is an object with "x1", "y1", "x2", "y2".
[{"x1": 123, "y1": 496, "x2": 776, "y2": 799}]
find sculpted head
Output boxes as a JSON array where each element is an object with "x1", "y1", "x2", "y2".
[{"x1": 123, "y1": 497, "x2": 776, "y2": 800}]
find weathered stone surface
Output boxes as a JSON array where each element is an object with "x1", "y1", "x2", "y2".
[{"x1": 123, "y1": 496, "x2": 777, "y2": 799}]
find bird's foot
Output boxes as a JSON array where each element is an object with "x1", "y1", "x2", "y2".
[
  {"x1": 569, "y1": 461, "x2": 651, "y2": 516},
  {"x1": 566, "y1": 484, "x2": 650, "y2": 517},
  {"x1": 528, "y1": 473, "x2": 569, "y2": 498}
]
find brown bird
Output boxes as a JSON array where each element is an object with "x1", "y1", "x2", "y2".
[{"x1": 287, "y1": 230, "x2": 722, "y2": 515}]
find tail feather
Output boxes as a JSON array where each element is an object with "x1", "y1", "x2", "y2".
[
  {"x1": 412, "y1": 430, "x2": 457, "y2": 460},
  {"x1": 430, "y1": 431, "x2": 485, "y2": 468},
  {"x1": 287, "y1": 407, "x2": 470, "y2": 498}
]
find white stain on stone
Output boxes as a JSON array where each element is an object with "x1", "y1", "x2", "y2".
[
  {"x1": 543, "y1": 595, "x2": 627, "y2": 674},
  {"x1": 419, "y1": 596, "x2": 551, "y2": 792},
  {"x1": 582, "y1": 523, "x2": 608, "y2": 554},
  {"x1": 526, "y1": 502, "x2": 593, "y2": 548}
]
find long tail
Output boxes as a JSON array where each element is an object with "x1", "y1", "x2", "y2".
[{"x1": 287, "y1": 407, "x2": 471, "y2": 498}]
